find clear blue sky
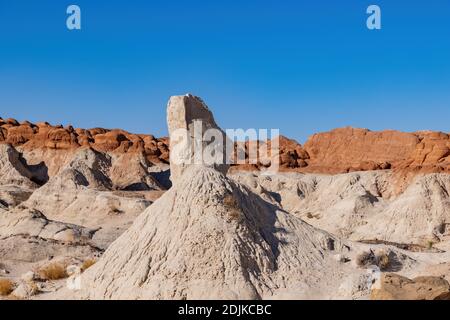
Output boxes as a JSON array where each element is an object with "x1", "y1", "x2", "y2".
[{"x1": 0, "y1": 0, "x2": 449, "y2": 142}]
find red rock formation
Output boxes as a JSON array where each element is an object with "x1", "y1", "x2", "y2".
[
  {"x1": 1, "y1": 116, "x2": 449, "y2": 176},
  {"x1": 301, "y1": 127, "x2": 415, "y2": 173},
  {"x1": 0, "y1": 117, "x2": 170, "y2": 167},
  {"x1": 228, "y1": 135, "x2": 309, "y2": 172},
  {"x1": 302, "y1": 127, "x2": 450, "y2": 174},
  {"x1": 277, "y1": 136, "x2": 310, "y2": 169},
  {"x1": 229, "y1": 127, "x2": 449, "y2": 175},
  {"x1": 401, "y1": 131, "x2": 450, "y2": 170}
]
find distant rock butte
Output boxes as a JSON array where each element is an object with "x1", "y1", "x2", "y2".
[
  {"x1": 235, "y1": 127, "x2": 450, "y2": 175},
  {"x1": 301, "y1": 127, "x2": 450, "y2": 174},
  {"x1": 0, "y1": 116, "x2": 169, "y2": 164},
  {"x1": 0, "y1": 116, "x2": 170, "y2": 178},
  {"x1": 1, "y1": 116, "x2": 449, "y2": 176}
]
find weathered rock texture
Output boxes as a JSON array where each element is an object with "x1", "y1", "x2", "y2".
[
  {"x1": 0, "y1": 206, "x2": 101, "y2": 262},
  {"x1": 21, "y1": 147, "x2": 157, "y2": 249},
  {"x1": 79, "y1": 165, "x2": 354, "y2": 300},
  {"x1": 0, "y1": 144, "x2": 37, "y2": 188},
  {"x1": 167, "y1": 94, "x2": 230, "y2": 182},
  {"x1": 232, "y1": 171, "x2": 450, "y2": 245},
  {"x1": 2, "y1": 98, "x2": 450, "y2": 301},
  {"x1": 76, "y1": 96, "x2": 361, "y2": 300},
  {"x1": 371, "y1": 273, "x2": 450, "y2": 300}
]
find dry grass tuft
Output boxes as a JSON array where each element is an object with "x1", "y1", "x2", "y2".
[
  {"x1": 81, "y1": 259, "x2": 96, "y2": 272},
  {"x1": 0, "y1": 278, "x2": 14, "y2": 296},
  {"x1": 38, "y1": 262, "x2": 68, "y2": 280},
  {"x1": 356, "y1": 249, "x2": 391, "y2": 270},
  {"x1": 27, "y1": 281, "x2": 40, "y2": 295},
  {"x1": 356, "y1": 250, "x2": 376, "y2": 268},
  {"x1": 375, "y1": 250, "x2": 390, "y2": 270}
]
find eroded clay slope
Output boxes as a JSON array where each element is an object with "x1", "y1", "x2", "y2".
[
  {"x1": 232, "y1": 171, "x2": 450, "y2": 246},
  {"x1": 78, "y1": 166, "x2": 356, "y2": 300}
]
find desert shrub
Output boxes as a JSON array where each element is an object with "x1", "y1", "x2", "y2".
[
  {"x1": 356, "y1": 249, "x2": 392, "y2": 270},
  {"x1": 27, "y1": 281, "x2": 40, "y2": 296},
  {"x1": 356, "y1": 250, "x2": 376, "y2": 268},
  {"x1": 81, "y1": 259, "x2": 96, "y2": 272},
  {"x1": 0, "y1": 278, "x2": 14, "y2": 296},
  {"x1": 38, "y1": 262, "x2": 68, "y2": 280},
  {"x1": 223, "y1": 194, "x2": 241, "y2": 221},
  {"x1": 375, "y1": 250, "x2": 390, "y2": 270},
  {"x1": 305, "y1": 212, "x2": 320, "y2": 219},
  {"x1": 9, "y1": 281, "x2": 40, "y2": 299}
]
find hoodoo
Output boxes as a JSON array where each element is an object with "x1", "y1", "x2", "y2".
[
  {"x1": 76, "y1": 95, "x2": 358, "y2": 300},
  {"x1": 167, "y1": 94, "x2": 230, "y2": 183}
]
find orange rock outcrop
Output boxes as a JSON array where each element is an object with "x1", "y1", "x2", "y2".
[
  {"x1": 301, "y1": 127, "x2": 450, "y2": 174},
  {"x1": 0, "y1": 116, "x2": 170, "y2": 165},
  {"x1": 1, "y1": 116, "x2": 449, "y2": 176},
  {"x1": 228, "y1": 127, "x2": 450, "y2": 175}
]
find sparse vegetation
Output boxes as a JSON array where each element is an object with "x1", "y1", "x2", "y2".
[
  {"x1": 223, "y1": 194, "x2": 241, "y2": 221},
  {"x1": 23, "y1": 281, "x2": 40, "y2": 297},
  {"x1": 0, "y1": 278, "x2": 14, "y2": 296},
  {"x1": 375, "y1": 250, "x2": 390, "y2": 270},
  {"x1": 81, "y1": 259, "x2": 96, "y2": 272},
  {"x1": 37, "y1": 262, "x2": 68, "y2": 280},
  {"x1": 305, "y1": 212, "x2": 320, "y2": 219},
  {"x1": 427, "y1": 240, "x2": 435, "y2": 250},
  {"x1": 10, "y1": 280, "x2": 40, "y2": 299},
  {"x1": 356, "y1": 249, "x2": 391, "y2": 270},
  {"x1": 356, "y1": 250, "x2": 376, "y2": 268},
  {"x1": 27, "y1": 281, "x2": 40, "y2": 296}
]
